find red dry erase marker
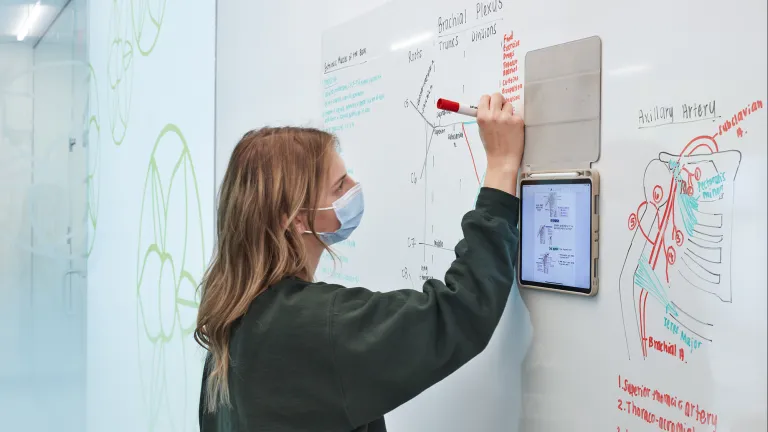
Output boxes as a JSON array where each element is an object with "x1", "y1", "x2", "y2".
[{"x1": 436, "y1": 98, "x2": 478, "y2": 117}]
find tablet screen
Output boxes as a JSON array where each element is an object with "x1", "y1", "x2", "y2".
[{"x1": 520, "y1": 179, "x2": 592, "y2": 292}]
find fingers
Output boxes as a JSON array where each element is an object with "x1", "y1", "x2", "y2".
[
  {"x1": 490, "y1": 93, "x2": 504, "y2": 112},
  {"x1": 478, "y1": 93, "x2": 513, "y2": 126},
  {"x1": 502, "y1": 100, "x2": 514, "y2": 115},
  {"x1": 478, "y1": 94, "x2": 491, "y2": 112}
]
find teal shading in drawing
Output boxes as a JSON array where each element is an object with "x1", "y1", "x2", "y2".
[
  {"x1": 677, "y1": 191, "x2": 699, "y2": 237},
  {"x1": 634, "y1": 252, "x2": 679, "y2": 317},
  {"x1": 475, "y1": 171, "x2": 486, "y2": 205}
]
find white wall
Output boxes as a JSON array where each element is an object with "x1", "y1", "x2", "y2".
[
  {"x1": 215, "y1": 0, "x2": 388, "y2": 184},
  {"x1": 86, "y1": 1, "x2": 216, "y2": 431}
]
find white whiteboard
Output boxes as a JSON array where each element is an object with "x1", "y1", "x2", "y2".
[{"x1": 320, "y1": 0, "x2": 767, "y2": 430}]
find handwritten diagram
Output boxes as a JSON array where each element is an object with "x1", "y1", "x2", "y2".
[
  {"x1": 619, "y1": 100, "x2": 762, "y2": 362},
  {"x1": 86, "y1": 64, "x2": 101, "y2": 256},
  {"x1": 400, "y1": 59, "x2": 486, "y2": 285},
  {"x1": 135, "y1": 124, "x2": 205, "y2": 432},
  {"x1": 106, "y1": 0, "x2": 168, "y2": 146},
  {"x1": 107, "y1": 0, "x2": 134, "y2": 146},
  {"x1": 321, "y1": 10, "x2": 521, "y2": 289},
  {"x1": 130, "y1": 0, "x2": 167, "y2": 56}
]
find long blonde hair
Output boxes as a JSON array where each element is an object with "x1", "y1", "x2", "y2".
[{"x1": 195, "y1": 126, "x2": 336, "y2": 413}]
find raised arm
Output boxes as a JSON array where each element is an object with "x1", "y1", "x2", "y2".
[{"x1": 327, "y1": 93, "x2": 525, "y2": 427}]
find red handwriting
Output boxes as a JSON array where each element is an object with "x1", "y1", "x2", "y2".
[
  {"x1": 717, "y1": 100, "x2": 763, "y2": 138},
  {"x1": 643, "y1": 336, "x2": 686, "y2": 362},
  {"x1": 627, "y1": 99, "x2": 761, "y2": 359},
  {"x1": 500, "y1": 32, "x2": 522, "y2": 103},
  {"x1": 618, "y1": 374, "x2": 718, "y2": 431},
  {"x1": 627, "y1": 132, "x2": 720, "y2": 358}
]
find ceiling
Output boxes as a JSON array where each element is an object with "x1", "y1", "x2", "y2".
[{"x1": 0, "y1": 0, "x2": 70, "y2": 46}]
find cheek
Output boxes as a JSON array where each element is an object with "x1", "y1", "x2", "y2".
[{"x1": 314, "y1": 210, "x2": 341, "y2": 232}]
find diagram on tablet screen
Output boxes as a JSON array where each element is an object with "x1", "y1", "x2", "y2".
[
  {"x1": 537, "y1": 225, "x2": 552, "y2": 246},
  {"x1": 539, "y1": 190, "x2": 559, "y2": 218},
  {"x1": 532, "y1": 187, "x2": 578, "y2": 281},
  {"x1": 537, "y1": 253, "x2": 552, "y2": 274},
  {"x1": 619, "y1": 99, "x2": 763, "y2": 363}
]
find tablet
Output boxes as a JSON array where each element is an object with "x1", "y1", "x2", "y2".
[{"x1": 519, "y1": 171, "x2": 599, "y2": 296}]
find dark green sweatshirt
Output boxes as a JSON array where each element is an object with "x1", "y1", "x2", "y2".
[{"x1": 199, "y1": 187, "x2": 520, "y2": 432}]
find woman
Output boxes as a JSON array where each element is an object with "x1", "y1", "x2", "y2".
[{"x1": 196, "y1": 93, "x2": 524, "y2": 431}]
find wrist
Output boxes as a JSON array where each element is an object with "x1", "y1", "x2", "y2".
[
  {"x1": 487, "y1": 158, "x2": 521, "y2": 174},
  {"x1": 483, "y1": 165, "x2": 519, "y2": 196}
]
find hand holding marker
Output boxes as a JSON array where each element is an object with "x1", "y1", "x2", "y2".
[
  {"x1": 436, "y1": 98, "x2": 479, "y2": 117},
  {"x1": 436, "y1": 94, "x2": 524, "y2": 199},
  {"x1": 437, "y1": 98, "x2": 517, "y2": 118}
]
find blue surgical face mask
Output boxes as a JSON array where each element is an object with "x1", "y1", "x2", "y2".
[{"x1": 307, "y1": 183, "x2": 364, "y2": 246}]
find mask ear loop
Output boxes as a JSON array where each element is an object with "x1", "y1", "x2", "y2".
[
  {"x1": 300, "y1": 204, "x2": 334, "y2": 211},
  {"x1": 299, "y1": 205, "x2": 336, "y2": 234},
  {"x1": 299, "y1": 184, "x2": 362, "y2": 278},
  {"x1": 297, "y1": 205, "x2": 341, "y2": 280}
]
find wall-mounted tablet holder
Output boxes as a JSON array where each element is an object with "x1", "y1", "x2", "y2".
[
  {"x1": 519, "y1": 35, "x2": 603, "y2": 296},
  {"x1": 522, "y1": 35, "x2": 602, "y2": 172}
]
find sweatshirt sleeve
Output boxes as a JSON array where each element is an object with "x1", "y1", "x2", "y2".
[{"x1": 327, "y1": 187, "x2": 520, "y2": 428}]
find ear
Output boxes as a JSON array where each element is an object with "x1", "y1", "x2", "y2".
[{"x1": 291, "y1": 211, "x2": 309, "y2": 234}]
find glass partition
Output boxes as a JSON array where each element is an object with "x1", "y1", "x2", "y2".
[{"x1": 0, "y1": 1, "x2": 89, "y2": 430}]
